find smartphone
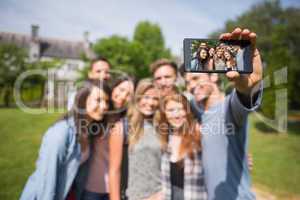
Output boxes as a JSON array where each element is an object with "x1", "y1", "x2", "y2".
[{"x1": 183, "y1": 38, "x2": 253, "y2": 74}]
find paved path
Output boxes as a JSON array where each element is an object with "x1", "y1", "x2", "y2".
[{"x1": 253, "y1": 187, "x2": 300, "y2": 200}]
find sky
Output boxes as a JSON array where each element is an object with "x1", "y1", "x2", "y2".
[{"x1": 0, "y1": 0, "x2": 299, "y2": 56}]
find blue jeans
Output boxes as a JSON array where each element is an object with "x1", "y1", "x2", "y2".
[{"x1": 82, "y1": 190, "x2": 109, "y2": 200}]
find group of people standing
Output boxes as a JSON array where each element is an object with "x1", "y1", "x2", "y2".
[
  {"x1": 191, "y1": 41, "x2": 244, "y2": 72},
  {"x1": 20, "y1": 28, "x2": 263, "y2": 200}
]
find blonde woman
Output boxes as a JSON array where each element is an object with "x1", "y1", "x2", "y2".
[
  {"x1": 224, "y1": 49, "x2": 237, "y2": 71},
  {"x1": 109, "y1": 79, "x2": 162, "y2": 200}
]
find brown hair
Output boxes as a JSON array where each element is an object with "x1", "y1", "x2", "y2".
[
  {"x1": 150, "y1": 58, "x2": 178, "y2": 75},
  {"x1": 90, "y1": 56, "x2": 111, "y2": 71},
  {"x1": 154, "y1": 93, "x2": 201, "y2": 159},
  {"x1": 62, "y1": 79, "x2": 112, "y2": 150},
  {"x1": 196, "y1": 47, "x2": 209, "y2": 64}
]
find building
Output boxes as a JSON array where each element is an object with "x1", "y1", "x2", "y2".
[{"x1": 0, "y1": 25, "x2": 96, "y2": 107}]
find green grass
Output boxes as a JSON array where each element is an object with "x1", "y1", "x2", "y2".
[
  {"x1": 0, "y1": 108, "x2": 299, "y2": 199},
  {"x1": 249, "y1": 115, "x2": 300, "y2": 199},
  {"x1": 0, "y1": 108, "x2": 60, "y2": 200}
]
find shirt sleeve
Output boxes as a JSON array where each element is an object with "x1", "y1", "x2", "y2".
[
  {"x1": 229, "y1": 82, "x2": 263, "y2": 127},
  {"x1": 20, "y1": 123, "x2": 68, "y2": 200}
]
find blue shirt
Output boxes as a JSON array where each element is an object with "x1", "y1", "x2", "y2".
[
  {"x1": 20, "y1": 117, "x2": 90, "y2": 200},
  {"x1": 193, "y1": 89, "x2": 262, "y2": 200}
]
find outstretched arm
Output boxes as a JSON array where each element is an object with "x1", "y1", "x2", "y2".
[{"x1": 220, "y1": 28, "x2": 263, "y2": 127}]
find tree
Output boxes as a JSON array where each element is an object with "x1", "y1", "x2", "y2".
[
  {"x1": 0, "y1": 43, "x2": 62, "y2": 107},
  {"x1": 90, "y1": 21, "x2": 172, "y2": 80},
  {"x1": 133, "y1": 21, "x2": 171, "y2": 64},
  {"x1": 209, "y1": 0, "x2": 300, "y2": 116},
  {"x1": 0, "y1": 44, "x2": 27, "y2": 107},
  {"x1": 93, "y1": 35, "x2": 140, "y2": 76},
  {"x1": 25, "y1": 59, "x2": 62, "y2": 105}
]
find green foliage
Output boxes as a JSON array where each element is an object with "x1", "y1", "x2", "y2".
[
  {"x1": 133, "y1": 21, "x2": 171, "y2": 63},
  {"x1": 0, "y1": 43, "x2": 61, "y2": 106},
  {"x1": 90, "y1": 21, "x2": 172, "y2": 80},
  {"x1": 0, "y1": 44, "x2": 27, "y2": 88},
  {"x1": 22, "y1": 59, "x2": 62, "y2": 104},
  {"x1": 0, "y1": 44, "x2": 28, "y2": 106},
  {"x1": 209, "y1": 0, "x2": 300, "y2": 116}
]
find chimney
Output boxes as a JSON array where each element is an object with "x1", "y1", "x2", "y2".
[
  {"x1": 83, "y1": 31, "x2": 96, "y2": 59},
  {"x1": 29, "y1": 24, "x2": 40, "y2": 62},
  {"x1": 31, "y1": 24, "x2": 39, "y2": 40},
  {"x1": 83, "y1": 31, "x2": 90, "y2": 43}
]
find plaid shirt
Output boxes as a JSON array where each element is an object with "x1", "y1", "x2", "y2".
[{"x1": 161, "y1": 149, "x2": 208, "y2": 200}]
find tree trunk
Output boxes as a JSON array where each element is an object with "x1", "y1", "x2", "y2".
[{"x1": 4, "y1": 86, "x2": 11, "y2": 107}]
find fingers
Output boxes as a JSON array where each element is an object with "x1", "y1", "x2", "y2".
[
  {"x1": 220, "y1": 27, "x2": 256, "y2": 42},
  {"x1": 219, "y1": 33, "x2": 231, "y2": 40},
  {"x1": 241, "y1": 29, "x2": 251, "y2": 40},
  {"x1": 225, "y1": 71, "x2": 240, "y2": 82},
  {"x1": 231, "y1": 27, "x2": 242, "y2": 40},
  {"x1": 219, "y1": 27, "x2": 242, "y2": 40},
  {"x1": 249, "y1": 32, "x2": 257, "y2": 49}
]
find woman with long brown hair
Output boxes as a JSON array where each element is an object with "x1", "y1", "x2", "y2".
[
  {"x1": 20, "y1": 80, "x2": 112, "y2": 200},
  {"x1": 191, "y1": 43, "x2": 213, "y2": 71},
  {"x1": 155, "y1": 93, "x2": 207, "y2": 200},
  {"x1": 81, "y1": 76, "x2": 135, "y2": 200},
  {"x1": 109, "y1": 79, "x2": 162, "y2": 200}
]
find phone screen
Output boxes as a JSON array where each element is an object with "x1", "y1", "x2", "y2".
[{"x1": 183, "y1": 38, "x2": 253, "y2": 74}]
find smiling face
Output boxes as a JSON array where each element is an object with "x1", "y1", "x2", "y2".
[
  {"x1": 199, "y1": 49, "x2": 208, "y2": 60},
  {"x1": 112, "y1": 80, "x2": 134, "y2": 109},
  {"x1": 165, "y1": 100, "x2": 187, "y2": 129},
  {"x1": 224, "y1": 51, "x2": 231, "y2": 60},
  {"x1": 137, "y1": 88, "x2": 159, "y2": 117},
  {"x1": 216, "y1": 48, "x2": 223, "y2": 57},
  {"x1": 153, "y1": 65, "x2": 177, "y2": 97},
  {"x1": 86, "y1": 87, "x2": 109, "y2": 121}
]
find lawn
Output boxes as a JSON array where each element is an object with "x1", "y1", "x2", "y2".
[
  {"x1": 249, "y1": 115, "x2": 300, "y2": 199},
  {"x1": 0, "y1": 108, "x2": 61, "y2": 200},
  {"x1": 0, "y1": 108, "x2": 299, "y2": 199}
]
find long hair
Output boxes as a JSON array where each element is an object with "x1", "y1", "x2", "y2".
[
  {"x1": 62, "y1": 79, "x2": 112, "y2": 150},
  {"x1": 154, "y1": 93, "x2": 201, "y2": 159},
  {"x1": 224, "y1": 49, "x2": 236, "y2": 67},
  {"x1": 127, "y1": 79, "x2": 158, "y2": 148},
  {"x1": 109, "y1": 75, "x2": 136, "y2": 123},
  {"x1": 197, "y1": 47, "x2": 209, "y2": 64},
  {"x1": 214, "y1": 47, "x2": 225, "y2": 61}
]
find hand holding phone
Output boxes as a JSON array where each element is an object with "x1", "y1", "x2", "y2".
[{"x1": 184, "y1": 27, "x2": 263, "y2": 96}]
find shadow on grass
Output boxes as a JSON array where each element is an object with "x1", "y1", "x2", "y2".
[
  {"x1": 287, "y1": 121, "x2": 300, "y2": 135},
  {"x1": 254, "y1": 121, "x2": 300, "y2": 135}
]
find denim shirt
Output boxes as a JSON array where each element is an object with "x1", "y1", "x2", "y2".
[
  {"x1": 193, "y1": 88, "x2": 262, "y2": 200},
  {"x1": 20, "y1": 117, "x2": 89, "y2": 200}
]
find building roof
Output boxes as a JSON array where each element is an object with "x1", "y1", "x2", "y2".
[{"x1": 0, "y1": 31, "x2": 94, "y2": 59}]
